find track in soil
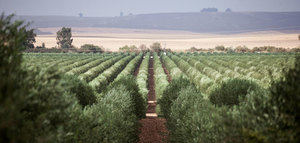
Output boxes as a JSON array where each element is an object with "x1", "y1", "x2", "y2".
[
  {"x1": 160, "y1": 57, "x2": 172, "y2": 83},
  {"x1": 138, "y1": 53, "x2": 168, "y2": 143}
]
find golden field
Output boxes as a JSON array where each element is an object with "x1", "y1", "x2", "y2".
[{"x1": 35, "y1": 27, "x2": 300, "y2": 51}]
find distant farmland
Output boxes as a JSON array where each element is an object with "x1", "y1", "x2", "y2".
[{"x1": 35, "y1": 27, "x2": 300, "y2": 51}]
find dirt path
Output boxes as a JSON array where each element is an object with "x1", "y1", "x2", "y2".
[
  {"x1": 160, "y1": 57, "x2": 172, "y2": 83},
  {"x1": 138, "y1": 53, "x2": 168, "y2": 143}
]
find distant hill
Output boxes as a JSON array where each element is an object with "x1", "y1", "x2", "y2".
[{"x1": 17, "y1": 12, "x2": 300, "y2": 34}]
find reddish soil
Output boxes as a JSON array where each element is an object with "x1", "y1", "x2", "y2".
[
  {"x1": 138, "y1": 53, "x2": 169, "y2": 143},
  {"x1": 147, "y1": 102, "x2": 156, "y2": 113},
  {"x1": 160, "y1": 58, "x2": 172, "y2": 83},
  {"x1": 147, "y1": 57, "x2": 155, "y2": 102},
  {"x1": 138, "y1": 118, "x2": 168, "y2": 143}
]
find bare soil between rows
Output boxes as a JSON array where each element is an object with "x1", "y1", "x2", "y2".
[
  {"x1": 138, "y1": 118, "x2": 168, "y2": 143},
  {"x1": 160, "y1": 57, "x2": 172, "y2": 83},
  {"x1": 138, "y1": 53, "x2": 169, "y2": 143}
]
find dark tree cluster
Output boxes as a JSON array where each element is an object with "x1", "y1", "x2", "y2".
[{"x1": 201, "y1": 8, "x2": 218, "y2": 12}]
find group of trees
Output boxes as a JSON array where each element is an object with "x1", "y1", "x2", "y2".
[
  {"x1": 188, "y1": 45, "x2": 300, "y2": 53},
  {"x1": 119, "y1": 45, "x2": 139, "y2": 52},
  {"x1": 23, "y1": 26, "x2": 104, "y2": 53},
  {"x1": 159, "y1": 56, "x2": 299, "y2": 142},
  {"x1": 79, "y1": 44, "x2": 104, "y2": 53},
  {"x1": 24, "y1": 26, "x2": 73, "y2": 49},
  {"x1": 200, "y1": 8, "x2": 232, "y2": 12},
  {"x1": 201, "y1": 8, "x2": 218, "y2": 12},
  {"x1": 1, "y1": 14, "x2": 141, "y2": 142},
  {"x1": 119, "y1": 42, "x2": 165, "y2": 53}
]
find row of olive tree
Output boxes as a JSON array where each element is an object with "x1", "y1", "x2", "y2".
[
  {"x1": 0, "y1": 14, "x2": 141, "y2": 142},
  {"x1": 159, "y1": 57, "x2": 300, "y2": 142}
]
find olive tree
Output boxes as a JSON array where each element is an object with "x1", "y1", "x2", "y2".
[
  {"x1": 24, "y1": 29, "x2": 36, "y2": 48},
  {"x1": 56, "y1": 27, "x2": 73, "y2": 49}
]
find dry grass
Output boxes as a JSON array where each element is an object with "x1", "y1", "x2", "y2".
[{"x1": 35, "y1": 27, "x2": 300, "y2": 51}]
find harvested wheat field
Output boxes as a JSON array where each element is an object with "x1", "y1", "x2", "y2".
[{"x1": 35, "y1": 27, "x2": 300, "y2": 51}]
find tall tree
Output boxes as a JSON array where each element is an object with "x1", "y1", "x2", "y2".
[
  {"x1": 150, "y1": 42, "x2": 162, "y2": 52},
  {"x1": 56, "y1": 27, "x2": 73, "y2": 49},
  {"x1": 24, "y1": 29, "x2": 36, "y2": 49}
]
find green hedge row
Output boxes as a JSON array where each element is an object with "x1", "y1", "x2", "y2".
[
  {"x1": 89, "y1": 54, "x2": 135, "y2": 92},
  {"x1": 78, "y1": 54, "x2": 125, "y2": 82},
  {"x1": 180, "y1": 55, "x2": 228, "y2": 83},
  {"x1": 114, "y1": 53, "x2": 143, "y2": 81},
  {"x1": 136, "y1": 52, "x2": 150, "y2": 100},
  {"x1": 107, "y1": 76, "x2": 147, "y2": 119},
  {"x1": 160, "y1": 53, "x2": 186, "y2": 79},
  {"x1": 169, "y1": 54, "x2": 213, "y2": 93},
  {"x1": 161, "y1": 57, "x2": 299, "y2": 143},
  {"x1": 78, "y1": 85, "x2": 140, "y2": 142},
  {"x1": 67, "y1": 55, "x2": 113, "y2": 75},
  {"x1": 153, "y1": 53, "x2": 169, "y2": 114},
  {"x1": 61, "y1": 57, "x2": 97, "y2": 72}
]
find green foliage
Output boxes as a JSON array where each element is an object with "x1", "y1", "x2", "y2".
[
  {"x1": 80, "y1": 44, "x2": 103, "y2": 53},
  {"x1": 81, "y1": 85, "x2": 139, "y2": 143},
  {"x1": 63, "y1": 75, "x2": 96, "y2": 107},
  {"x1": 228, "y1": 56, "x2": 300, "y2": 143},
  {"x1": 108, "y1": 75, "x2": 146, "y2": 119},
  {"x1": 78, "y1": 55, "x2": 124, "y2": 82},
  {"x1": 119, "y1": 45, "x2": 138, "y2": 52},
  {"x1": 24, "y1": 29, "x2": 37, "y2": 49},
  {"x1": 168, "y1": 86, "x2": 224, "y2": 143},
  {"x1": 139, "y1": 44, "x2": 149, "y2": 52},
  {"x1": 225, "y1": 47, "x2": 235, "y2": 53},
  {"x1": 153, "y1": 53, "x2": 169, "y2": 100},
  {"x1": 0, "y1": 13, "x2": 31, "y2": 142},
  {"x1": 115, "y1": 53, "x2": 142, "y2": 81},
  {"x1": 161, "y1": 53, "x2": 186, "y2": 79},
  {"x1": 215, "y1": 45, "x2": 225, "y2": 51},
  {"x1": 0, "y1": 14, "x2": 26, "y2": 70},
  {"x1": 56, "y1": 27, "x2": 73, "y2": 49},
  {"x1": 218, "y1": 89, "x2": 271, "y2": 143},
  {"x1": 0, "y1": 64, "x2": 82, "y2": 142},
  {"x1": 0, "y1": 14, "x2": 140, "y2": 143},
  {"x1": 89, "y1": 55, "x2": 134, "y2": 92},
  {"x1": 165, "y1": 56, "x2": 299, "y2": 143},
  {"x1": 158, "y1": 77, "x2": 192, "y2": 120},
  {"x1": 252, "y1": 46, "x2": 287, "y2": 53},
  {"x1": 209, "y1": 78, "x2": 261, "y2": 107},
  {"x1": 235, "y1": 45, "x2": 250, "y2": 53},
  {"x1": 36, "y1": 43, "x2": 45, "y2": 49},
  {"x1": 136, "y1": 52, "x2": 150, "y2": 100},
  {"x1": 67, "y1": 56, "x2": 110, "y2": 76},
  {"x1": 188, "y1": 47, "x2": 198, "y2": 52},
  {"x1": 268, "y1": 56, "x2": 300, "y2": 142},
  {"x1": 150, "y1": 42, "x2": 162, "y2": 52},
  {"x1": 169, "y1": 54, "x2": 213, "y2": 93}
]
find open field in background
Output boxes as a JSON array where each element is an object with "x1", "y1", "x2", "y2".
[{"x1": 35, "y1": 27, "x2": 300, "y2": 51}]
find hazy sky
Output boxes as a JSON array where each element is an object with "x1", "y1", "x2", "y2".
[{"x1": 1, "y1": 0, "x2": 300, "y2": 17}]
